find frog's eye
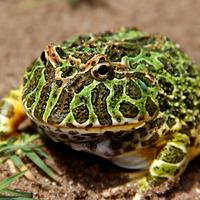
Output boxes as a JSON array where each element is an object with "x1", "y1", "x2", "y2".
[
  {"x1": 91, "y1": 62, "x2": 114, "y2": 81},
  {"x1": 97, "y1": 64, "x2": 109, "y2": 75}
]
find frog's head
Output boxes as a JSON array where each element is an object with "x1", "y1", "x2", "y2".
[{"x1": 23, "y1": 28, "x2": 160, "y2": 135}]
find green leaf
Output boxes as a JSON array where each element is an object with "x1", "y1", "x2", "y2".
[
  {"x1": 20, "y1": 133, "x2": 40, "y2": 144},
  {"x1": 10, "y1": 155, "x2": 25, "y2": 169},
  {"x1": 0, "y1": 188, "x2": 33, "y2": 198},
  {"x1": 0, "y1": 197, "x2": 36, "y2": 200},
  {"x1": 26, "y1": 144, "x2": 49, "y2": 159},
  {"x1": 0, "y1": 171, "x2": 26, "y2": 191},
  {"x1": 0, "y1": 133, "x2": 40, "y2": 156},
  {"x1": 23, "y1": 149, "x2": 58, "y2": 182}
]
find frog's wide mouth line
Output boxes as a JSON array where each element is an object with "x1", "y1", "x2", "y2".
[{"x1": 34, "y1": 118, "x2": 146, "y2": 134}]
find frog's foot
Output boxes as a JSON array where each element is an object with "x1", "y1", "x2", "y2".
[
  {"x1": 109, "y1": 132, "x2": 190, "y2": 199},
  {"x1": 0, "y1": 87, "x2": 26, "y2": 138},
  {"x1": 106, "y1": 132, "x2": 189, "y2": 199},
  {"x1": 133, "y1": 132, "x2": 190, "y2": 198}
]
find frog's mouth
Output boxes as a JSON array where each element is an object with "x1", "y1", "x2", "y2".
[{"x1": 34, "y1": 118, "x2": 146, "y2": 135}]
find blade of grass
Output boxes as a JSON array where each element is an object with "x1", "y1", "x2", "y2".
[
  {"x1": 10, "y1": 155, "x2": 24, "y2": 169},
  {"x1": 20, "y1": 133, "x2": 40, "y2": 144},
  {"x1": 0, "y1": 197, "x2": 36, "y2": 200},
  {"x1": 0, "y1": 188, "x2": 33, "y2": 198},
  {"x1": 23, "y1": 149, "x2": 58, "y2": 182},
  {"x1": 26, "y1": 144, "x2": 49, "y2": 159},
  {"x1": 0, "y1": 133, "x2": 40, "y2": 156},
  {"x1": 10, "y1": 155, "x2": 35, "y2": 180},
  {"x1": 0, "y1": 171, "x2": 26, "y2": 191}
]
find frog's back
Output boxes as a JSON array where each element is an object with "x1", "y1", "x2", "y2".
[{"x1": 22, "y1": 27, "x2": 200, "y2": 158}]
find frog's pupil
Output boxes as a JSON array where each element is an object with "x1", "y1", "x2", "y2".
[{"x1": 97, "y1": 64, "x2": 109, "y2": 75}]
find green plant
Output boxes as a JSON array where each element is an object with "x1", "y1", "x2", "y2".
[
  {"x1": 0, "y1": 171, "x2": 36, "y2": 199},
  {"x1": 0, "y1": 133, "x2": 59, "y2": 199}
]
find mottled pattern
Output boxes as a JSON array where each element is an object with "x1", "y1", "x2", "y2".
[
  {"x1": 91, "y1": 83, "x2": 112, "y2": 125},
  {"x1": 22, "y1": 27, "x2": 200, "y2": 150},
  {"x1": 2, "y1": 27, "x2": 200, "y2": 195}
]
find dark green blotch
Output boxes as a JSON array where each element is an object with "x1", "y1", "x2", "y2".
[
  {"x1": 150, "y1": 117, "x2": 165, "y2": 129},
  {"x1": 152, "y1": 164, "x2": 179, "y2": 177},
  {"x1": 91, "y1": 83, "x2": 112, "y2": 125},
  {"x1": 164, "y1": 47, "x2": 179, "y2": 59},
  {"x1": 158, "y1": 77, "x2": 174, "y2": 95},
  {"x1": 119, "y1": 101, "x2": 139, "y2": 118},
  {"x1": 105, "y1": 43, "x2": 140, "y2": 62},
  {"x1": 166, "y1": 116, "x2": 176, "y2": 128},
  {"x1": 184, "y1": 63, "x2": 197, "y2": 78},
  {"x1": 69, "y1": 72, "x2": 93, "y2": 93},
  {"x1": 72, "y1": 104, "x2": 89, "y2": 124},
  {"x1": 23, "y1": 67, "x2": 43, "y2": 99},
  {"x1": 111, "y1": 84, "x2": 123, "y2": 102},
  {"x1": 126, "y1": 80, "x2": 141, "y2": 100},
  {"x1": 160, "y1": 145, "x2": 185, "y2": 164},
  {"x1": 145, "y1": 96, "x2": 158, "y2": 117},
  {"x1": 157, "y1": 94, "x2": 170, "y2": 112},
  {"x1": 183, "y1": 92, "x2": 194, "y2": 110},
  {"x1": 47, "y1": 87, "x2": 74, "y2": 124},
  {"x1": 158, "y1": 57, "x2": 180, "y2": 77},
  {"x1": 44, "y1": 64, "x2": 55, "y2": 83},
  {"x1": 73, "y1": 51, "x2": 94, "y2": 63},
  {"x1": 179, "y1": 125, "x2": 191, "y2": 135},
  {"x1": 186, "y1": 121, "x2": 194, "y2": 129},
  {"x1": 26, "y1": 92, "x2": 36, "y2": 108},
  {"x1": 139, "y1": 60, "x2": 155, "y2": 72},
  {"x1": 171, "y1": 101, "x2": 186, "y2": 119},
  {"x1": 61, "y1": 66, "x2": 76, "y2": 78},
  {"x1": 55, "y1": 47, "x2": 67, "y2": 59},
  {"x1": 34, "y1": 83, "x2": 52, "y2": 121}
]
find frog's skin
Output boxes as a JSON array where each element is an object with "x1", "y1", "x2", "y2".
[{"x1": 1, "y1": 27, "x2": 200, "y2": 196}]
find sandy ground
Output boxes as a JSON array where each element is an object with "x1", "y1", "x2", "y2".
[{"x1": 0, "y1": 0, "x2": 200, "y2": 199}]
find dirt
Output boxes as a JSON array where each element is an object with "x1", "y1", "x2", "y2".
[{"x1": 0, "y1": 0, "x2": 200, "y2": 199}]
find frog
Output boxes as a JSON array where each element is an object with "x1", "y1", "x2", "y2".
[{"x1": 1, "y1": 27, "x2": 200, "y2": 198}]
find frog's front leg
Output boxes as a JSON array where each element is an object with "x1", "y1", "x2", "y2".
[
  {"x1": 0, "y1": 87, "x2": 26, "y2": 137},
  {"x1": 137, "y1": 132, "x2": 190, "y2": 196}
]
